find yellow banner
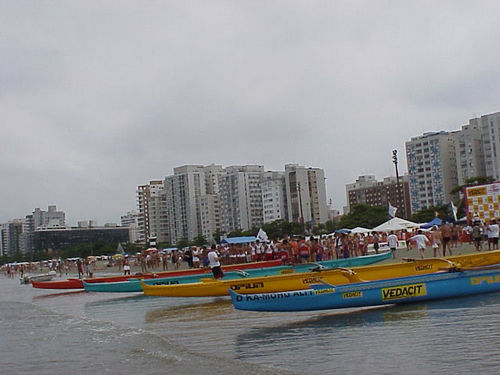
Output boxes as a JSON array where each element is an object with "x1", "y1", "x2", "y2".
[
  {"x1": 381, "y1": 283, "x2": 427, "y2": 300},
  {"x1": 467, "y1": 187, "x2": 487, "y2": 197}
]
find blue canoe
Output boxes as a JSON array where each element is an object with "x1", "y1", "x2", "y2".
[
  {"x1": 83, "y1": 251, "x2": 392, "y2": 293},
  {"x1": 229, "y1": 265, "x2": 500, "y2": 312}
]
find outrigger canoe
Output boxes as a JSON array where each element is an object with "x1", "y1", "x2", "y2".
[
  {"x1": 83, "y1": 251, "x2": 393, "y2": 293},
  {"x1": 30, "y1": 259, "x2": 283, "y2": 289},
  {"x1": 140, "y1": 250, "x2": 500, "y2": 297},
  {"x1": 230, "y1": 264, "x2": 500, "y2": 312}
]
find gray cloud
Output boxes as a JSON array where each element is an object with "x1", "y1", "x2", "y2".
[{"x1": 2, "y1": 1, "x2": 500, "y2": 224}]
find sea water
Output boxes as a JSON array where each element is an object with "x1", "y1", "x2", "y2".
[{"x1": 1, "y1": 275, "x2": 499, "y2": 375}]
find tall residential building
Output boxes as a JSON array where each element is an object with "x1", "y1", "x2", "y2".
[
  {"x1": 0, "y1": 219, "x2": 25, "y2": 256},
  {"x1": 219, "y1": 165, "x2": 265, "y2": 232},
  {"x1": 479, "y1": 112, "x2": 500, "y2": 180},
  {"x1": 346, "y1": 175, "x2": 411, "y2": 218},
  {"x1": 406, "y1": 131, "x2": 458, "y2": 213},
  {"x1": 165, "y1": 165, "x2": 207, "y2": 243},
  {"x1": 453, "y1": 118, "x2": 486, "y2": 185},
  {"x1": 199, "y1": 194, "x2": 221, "y2": 242},
  {"x1": 136, "y1": 180, "x2": 168, "y2": 244},
  {"x1": 121, "y1": 210, "x2": 140, "y2": 244},
  {"x1": 262, "y1": 171, "x2": 287, "y2": 223},
  {"x1": 284, "y1": 164, "x2": 329, "y2": 225}
]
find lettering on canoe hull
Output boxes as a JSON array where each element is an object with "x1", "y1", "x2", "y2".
[
  {"x1": 314, "y1": 288, "x2": 335, "y2": 295},
  {"x1": 470, "y1": 275, "x2": 500, "y2": 285},
  {"x1": 415, "y1": 264, "x2": 433, "y2": 271},
  {"x1": 342, "y1": 291, "x2": 362, "y2": 298},
  {"x1": 230, "y1": 282, "x2": 265, "y2": 291},
  {"x1": 302, "y1": 277, "x2": 322, "y2": 284},
  {"x1": 151, "y1": 280, "x2": 180, "y2": 285},
  {"x1": 381, "y1": 283, "x2": 426, "y2": 301},
  {"x1": 280, "y1": 269, "x2": 295, "y2": 274}
]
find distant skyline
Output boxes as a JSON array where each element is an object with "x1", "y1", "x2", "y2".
[{"x1": 2, "y1": 1, "x2": 500, "y2": 225}]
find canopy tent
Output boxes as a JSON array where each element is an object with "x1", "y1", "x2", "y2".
[
  {"x1": 334, "y1": 228, "x2": 351, "y2": 234},
  {"x1": 349, "y1": 227, "x2": 371, "y2": 234},
  {"x1": 221, "y1": 236, "x2": 257, "y2": 244},
  {"x1": 372, "y1": 217, "x2": 421, "y2": 232},
  {"x1": 420, "y1": 217, "x2": 443, "y2": 229}
]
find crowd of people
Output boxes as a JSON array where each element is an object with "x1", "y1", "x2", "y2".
[{"x1": 3, "y1": 220, "x2": 499, "y2": 279}]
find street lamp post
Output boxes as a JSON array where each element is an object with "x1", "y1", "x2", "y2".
[{"x1": 392, "y1": 150, "x2": 405, "y2": 218}]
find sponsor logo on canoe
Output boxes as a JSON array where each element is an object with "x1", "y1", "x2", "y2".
[
  {"x1": 342, "y1": 291, "x2": 362, "y2": 298},
  {"x1": 381, "y1": 283, "x2": 426, "y2": 300},
  {"x1": 230, "y1": 282, "x2": 264, "y2": 291},
  {"x1": 314, "y1": 288, "x2": 335, "y2": 295},
  {"x1": 415, "y1": 264, "x2": 433, "y2": 271},
  {"x1": 302, "y1": 277, "x2": 322, "y2": 284},
  {"x1": 151, "y1": 280, "x2": 179, "y2": 285},
  {"x1": 470, "y1": 275, "x2": 500, "y2": 285},
  {"x1": 280, "y1": 269, "x2": 295, "y2": 274}
]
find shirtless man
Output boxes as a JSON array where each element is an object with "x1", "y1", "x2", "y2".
[
  {"x1": 440, "y1": 222, "x2": 452, "y2": 256},
  {"x1": 431, "y1": 226, "x2": 442, "y2": 257}
]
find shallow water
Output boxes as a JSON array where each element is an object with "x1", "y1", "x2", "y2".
[{"x1": 1, "y1": 275, "x2": 499, "y2": 375}]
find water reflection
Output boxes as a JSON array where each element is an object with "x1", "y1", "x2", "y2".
[
  {"x1": 32, "y1": 290, "x2": 87, "y2": 300},
  {"x1": 146, "y1": 299, "x2": 233, "y2": 323}
]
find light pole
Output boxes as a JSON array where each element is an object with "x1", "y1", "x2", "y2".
[{"x1": 392, "y1": 150, "x2": 405, "y2": 218}]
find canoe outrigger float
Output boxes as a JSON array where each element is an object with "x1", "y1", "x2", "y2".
[
  {"x1": 140, "y1": 250, "x2": 500, "y2": 297},
  {"x1": 229, "y1": 264, "x2": 500, "y2": 312},
  {"x1": 83, "y1": 251, "x2": 392, "y2": 293},
  {"x1": 30, "y1": 259, "x2": 284, "y2": 290}
]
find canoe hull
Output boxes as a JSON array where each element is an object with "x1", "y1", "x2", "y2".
[
  {"x1": 141, "y1": 250, "x2": 500, "y2": 297},
  {"x1": 31, "y1": 259, "x2": 283, "y2": 289},
  {"x1": 230, "y1": 267, "x2": 500, "y2": 312},
  {"x1": 84, "y1": 252, "x2": 392, "y2": 293}
]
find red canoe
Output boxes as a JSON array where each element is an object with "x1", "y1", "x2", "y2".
[{"x1": 31, "y1": 259, "x2": 283, "y2": 289}]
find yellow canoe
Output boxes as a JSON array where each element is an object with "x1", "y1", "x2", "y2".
[{"x1": 141, "y1": 250, "x2": 500, "y2": 297}]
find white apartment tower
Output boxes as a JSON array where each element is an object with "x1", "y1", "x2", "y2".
[
  {"x1": 284, "y1": 164, "x2": 329, "y2": 225},
  {"x1": 480, "y1": 112, "x2": 500, "y2": 180},
  {"x1": 136, "y1": 180, "x2": 168, "y2": 244},
  {"x1": 165, "y1": 165, "x2": 206, "y2": 243},
  {"x1": 219, "y1": 165, "x2": 265, "y2": 232},
  {"x1": 262, "y1": 171, "x2": 287, "y2": 223},
  {"x1": 199, "y1": 194, "x2": 221, "y2": 242},
  {"x1": 453, "y1": 119, "x2": 486, "y2": 185},
  {"x1": 406, "y1": 132, "x2": 458, "y2": 213}
]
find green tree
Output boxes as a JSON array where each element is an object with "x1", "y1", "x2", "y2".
[
  {"x1": 192, "y1": 235, "x2": 208, "y2": 247},
  {"x1": 176, "y1": 238, "x2": 190, "y2": 250},
  {"x1": 410, "y1": 205, "x2": 450, "y2": 223},
  {"x1": 337, "y1": 204, "x2": 387, "y2": 229}
]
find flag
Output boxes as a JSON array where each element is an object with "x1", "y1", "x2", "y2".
[
  {"x1": 450, "y1": 201, "x2": 458, "y2": 222},
  {"x1": 388, "y1": 203, "x2": 397, "y2": 218},
  {"x1": 257, "y1": 228, "x2": 268, "y2": 242},
  {"x1": 116, "y1": 243, "x2": 125, "y2": 255}
]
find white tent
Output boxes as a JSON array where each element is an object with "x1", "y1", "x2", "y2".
[
  {"x1": 349, "y1": 227, "x2": 371, "y2": 234},
  {"x1": 371, "y1": 217, "x2": 421, "y2": 232}
]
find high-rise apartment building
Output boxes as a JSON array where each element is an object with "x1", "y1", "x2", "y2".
[
  {"x1": 219, "y1": 165, "x2": 265, "y2": 232},
  {"x1": 284, "y1": 164, "x2": 328, "y2": 225},
  {"x1": 199, "y1": 194, "x2": 221, "y2": 242},
  {"x1": 0, "y1": 219, "x2": 25, "y2": 256},
  {"x1": 165, "y1": 165, "x2": 207, "y2": 243},
  {"x1": 406, "y1": 132, "x2": 458, "y2": 213},
  {"x1": 479, "y1": 112, "x2": 500, "y2": 180},
  {"x1": 136, "y1": 180, "x2": 168, "y2": 244},
  {"x1": 346, "y1": 175, "x2": 411, "y2": 217},
  {"x1": 121, "y1": 210, "x2": 140, "y2": 244},
  {"x1": 453, "y1": 119, "x2": 486, "y2": 185},
  {"x1": 262, "y1": 171, "x2": 287, "y2": 223}
]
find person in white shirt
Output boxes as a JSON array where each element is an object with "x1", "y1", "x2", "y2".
[
  {"x1": 487, "y1": 219, "x2": 500, "y2": 250},
  {"x1": 387, "y1": 231, "x2": 399, "y2": 259},
  {"x1": 208, "y1": 245, "x2": 224, "y2": 279},
  {"x1": 410, "y1": 230, "x2": 431, "y2": 259}
]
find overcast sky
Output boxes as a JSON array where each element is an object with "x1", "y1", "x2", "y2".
[{"x1": 2, "y1": 1, "x2": 500, "y2": 225}]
